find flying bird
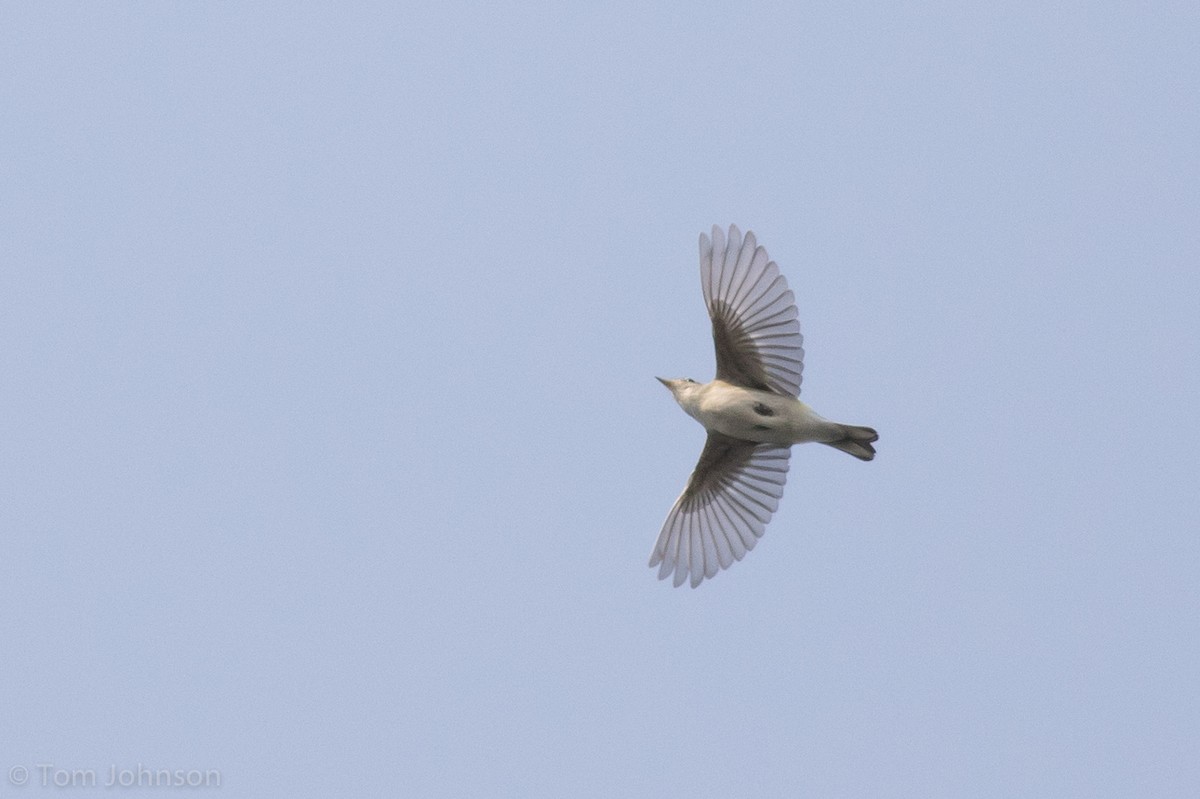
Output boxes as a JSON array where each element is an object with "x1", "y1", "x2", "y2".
[{"x1": 651, "y1": 224, "x2": 878, "y2": 588}]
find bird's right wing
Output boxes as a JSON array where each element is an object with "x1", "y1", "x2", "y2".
[
  {"x1": 649, "y1": 431, "x2": 791, "y2": 588},
  {"x1": 701, "y1": 224, "x2": 805, "y2": 397}
]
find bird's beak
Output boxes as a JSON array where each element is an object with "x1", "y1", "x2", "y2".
[{"x1": 656, "y1": 377, "x2": 672, "y2": 388}]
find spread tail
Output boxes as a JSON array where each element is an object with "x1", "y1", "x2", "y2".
[{"x1": 824, "y1": 424, "x2": 878, "y2": 461}]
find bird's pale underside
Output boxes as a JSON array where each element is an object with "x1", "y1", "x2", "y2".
[{"x1": 650, "y1": 224, "x2": 878, "y2": 588}]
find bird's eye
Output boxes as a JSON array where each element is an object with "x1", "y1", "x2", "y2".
[{"x1": 686, "y1": 378, "x2": 696, "y2": 383}]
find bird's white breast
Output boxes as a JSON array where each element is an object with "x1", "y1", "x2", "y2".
[{"x1": 680, "y1": 380, "x2": 839, "y2": 445}]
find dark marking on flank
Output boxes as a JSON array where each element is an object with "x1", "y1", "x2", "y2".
[
  {"x1": 753, "y1": 424, "x2": 771, "y2": 432},
  {"x1": 752, "y1": 402, "x2": 776, "y2": 417}
]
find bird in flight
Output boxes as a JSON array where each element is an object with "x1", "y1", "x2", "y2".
[{"x1": 651, "y1": 224, "x2": 878, "y2": 588}]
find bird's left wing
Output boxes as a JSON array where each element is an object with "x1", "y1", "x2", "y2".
[
  {"x1": 649, "y1": 431, "x2": 791, "y2": 588},
  {"x1": 701, "y1": 224, "x2": 805, "y2": 397}
]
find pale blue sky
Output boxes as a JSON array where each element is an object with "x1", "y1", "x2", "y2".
[{"x1": 3, "y1": 3, "x2": 1198, "y2": 797}]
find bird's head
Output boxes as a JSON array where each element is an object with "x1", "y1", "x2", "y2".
[{"x1": 656, "y1": 377, "x2": 701, "y2": 404}]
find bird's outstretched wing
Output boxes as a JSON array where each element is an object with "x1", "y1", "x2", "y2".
[
  {"x1": 701, "y1": 224, "x2": 805, "y2": 397},
  {"x1": 649, "y1": 431, "x2": 791, "y2": 588}
]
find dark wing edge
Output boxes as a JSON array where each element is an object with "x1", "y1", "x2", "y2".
[
  {"x1": 700, "y1": 224, "x2": 805, "y2": 397},
  {"x1": 648, "y1": 432, "x2": 792, "y2": 588}
]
